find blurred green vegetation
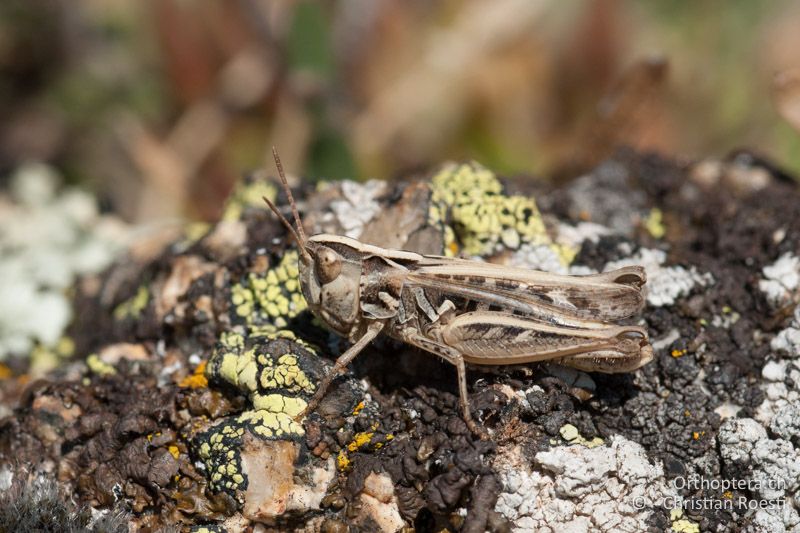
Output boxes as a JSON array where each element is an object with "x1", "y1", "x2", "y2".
[{"x1": 1, "y1": 0, "x2": 798, "y2": 221}]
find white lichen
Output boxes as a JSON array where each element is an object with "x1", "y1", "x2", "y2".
[
  {"x1": 509, "y1": 243, "x2": 568, "y2": 274},
  {"x1": 756, "y1": 305, "x2": 800, "y2": 427},
  {"x1": 604, "y1": 248, "x2": 713, "y2": 307},
  {"x1": 772, "y1": 305, "x2": 800, "y2": 358},
  {"x1": 328, "y1": 180, "x2": 386, "y2": 239},
  {"x1": 509, "y1": 222, "x2": 614, "y2": 274},
  {"x1": 718, "y1": 417, "x2": 800, "y2": 530},
  {"x1": 494, "y1": 435, "x2": 684, "y2": 532},
  {"x1": 0, "y1": 163, "x2": 131, "y2": 360},
  {"x1": 759, "y1": 253, "x2": 800, "y2": 309}
]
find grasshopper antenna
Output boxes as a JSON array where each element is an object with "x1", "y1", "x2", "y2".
[
  {"x1": 273, "y1": 147, "x2": 307, "y2": 243},
  {"x1": 263, "y1": 147, "x2": 312, "y2": 264}
]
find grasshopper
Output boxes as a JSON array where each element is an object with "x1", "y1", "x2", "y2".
[{"x1": 263, "y1": 149, "x2": 653, "y2": 437}]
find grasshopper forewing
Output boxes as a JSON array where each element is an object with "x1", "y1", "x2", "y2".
[{"x1": 263, "y1": 148, "x2": 653, "y2": 438}]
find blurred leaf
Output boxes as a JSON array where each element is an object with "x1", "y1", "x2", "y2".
[
  {"x1": 287, "y1": 1, "x2": 333, "y2": 77},
  {"x1": 775, "y1": 122, "x2": 800, "y2": 177},
  {"x1": 774, "y1": 69, "x2": 800, "y2": 135},
  {"x1": 306, "y1": 129, "x2": 357, "y2": 181}
]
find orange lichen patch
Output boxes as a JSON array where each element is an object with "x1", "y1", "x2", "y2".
[
  {"x1": 352, "y1": 401, "x2": 365, "y2": 416},
  {"x1": 337, "y1": 425, "x2": 394, "y2": 471},
  {"x1": 337, "y1": 450, "x2": 351, "y2": 470},
  {"x1": 374, "y1": 434, "x2": 394, "y2": 449},
  {"x1": 347, "y1": 427, "x2": 377, "y2": 453},
  {"x1": 671, "y1": 348, "x2": 687, "y2": 358},
  {"x1": 447, "y1": 241, "x2": 460, "y2": 256},
  {"x1": 0, "y1": 364, "x2": 12, "y2": 379},
  {"x1": 179, "y1": 361, "x2": 208, "y2": 389},
  {"x1": 168, "y1": 445, "x2": 180, "y2": 459},
  {"x1": 691, "y1": 431, "x2": 705, "y2": 440}
]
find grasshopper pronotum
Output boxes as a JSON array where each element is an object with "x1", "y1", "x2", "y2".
[{"x1": 263, "y1": 149, "x2": 653, "y2": 437}]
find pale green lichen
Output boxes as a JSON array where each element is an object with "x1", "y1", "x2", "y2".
[
  {"x1": 428, "y1": 162, "x2": 572, "y2": 262},
  {"x1": 221, "y1": 176, "x2": 277, "y2": 222},
  {"x1": 558, "y1": 423, "x2": 604, "y2": 448},
  {"x1": 196, "y1": 329, "x2": 323, "y2": 499},
  {"x1": 670, "y1": 509, "x2": 700, "y2": 533},
  {"x1": 195, "y1": 422, "x2": 247, "y2": 495},
  {"x1": 86, "y1": 353, "x2": 116, "y2": 376},
  {"x1": 644, "y1": 207, "x2": 666, "y2": 239},
  {"x1": 113, "y1": 285, "x2": 149, "y2": 320},
  {"x1": 230, "y1": 251, "x2": 307, "y2": 328},
  {"x1": 183, "y1": 222, "x2": 212, "y2": 245}
]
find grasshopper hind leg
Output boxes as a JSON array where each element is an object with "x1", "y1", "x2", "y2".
[{"x1": 450, "y1": 353, "x2": 488, "y2": 439}]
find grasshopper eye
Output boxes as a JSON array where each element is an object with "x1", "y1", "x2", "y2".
[{"x1": 315, "y1": 246, "x2": 342, "y2": 284}]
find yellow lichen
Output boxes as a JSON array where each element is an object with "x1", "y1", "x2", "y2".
[
  {"x1": 671, "y1": 348, "x2": 687, "y2": 358},
  {"x1": 203, "y1": 329, "x2": 322, "y2": 454},
  {"x1": 29, "y1": 344, "x2": 61, "y2": 375},
  {"x1": 55, "y1": 336, "x2": 75, "y2": 358},
  {"x1": 251, "y1": 393, "x2": 307, "y2": 417},
  {"x1": 238, "y1": 409, "x2": 303, "y2": 438},
  {"x1": 258, "y1": 353, "x2": 315, "y2": 395},
  {"x1": 168, "y1": 445, "x2": 180, "y2": 459},
  {"x1": 196, "y1": 423, "x2": 246, "y2": 492}
]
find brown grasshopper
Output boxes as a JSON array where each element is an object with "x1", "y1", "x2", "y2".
[{"x1": 263, "y1": 149, "x2": 653, "y2": 437}]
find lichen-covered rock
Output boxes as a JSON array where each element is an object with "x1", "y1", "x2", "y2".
[
  {"x1": 494, "y1": 435, "x2": 685, "y2": 532},
  {"x1": 719, "y1": 417, "x2": 800, "y2": 530},
  {"x1": 3, "y1": 151, "x2": 800, "y2": 530},
  {"x1": 428, "y1": 161, "x2": 567, "y2": 260}
]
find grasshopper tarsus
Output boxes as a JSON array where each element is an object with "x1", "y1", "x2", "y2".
[{"x1": 266, "y1": 150, "x2": 654, "y2": 439}]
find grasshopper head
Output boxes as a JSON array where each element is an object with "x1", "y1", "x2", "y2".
[
  {"x1": 299, "y1": 235, "x2": 364, "y2": 337},
  {"x1": 263, "y1": 149, "x2": 365, "y2": 338}
]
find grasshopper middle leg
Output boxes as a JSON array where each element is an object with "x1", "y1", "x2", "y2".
[{"x1": 404, "y1": 331, "x2": 487, "y2": 438}]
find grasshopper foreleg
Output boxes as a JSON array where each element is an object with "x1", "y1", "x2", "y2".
[{"x1": 297, "y1": 321, "x2": 385, "y2": 421}]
